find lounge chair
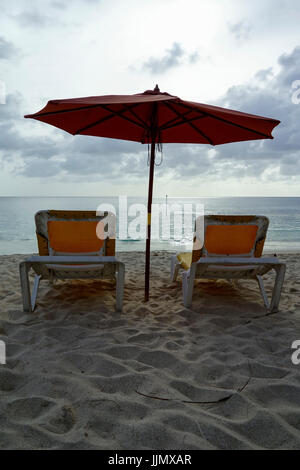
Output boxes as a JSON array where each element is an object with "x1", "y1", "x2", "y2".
[
  {"x1": 171, "y1": 215, "x2": 286, "y2": 313},
  {"x1": 19, "y1": 210, "x2": 125, "y2": 312}
]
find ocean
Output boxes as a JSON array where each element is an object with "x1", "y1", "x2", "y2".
[{"x1": 0, "y1": 197, "x2": 299, "y2": 255}]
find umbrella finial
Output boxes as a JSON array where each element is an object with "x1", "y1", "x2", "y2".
[{"x1": 154, "y1": 84, "x2": 160, "y2": 93}]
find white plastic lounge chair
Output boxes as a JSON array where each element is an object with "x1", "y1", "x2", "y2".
[
  {"x1": 171, "y1": 215, "x2": 286, "y2": 313},
  {"x1": 19, "y1": 210, "x2": 125, "y2": 312}
]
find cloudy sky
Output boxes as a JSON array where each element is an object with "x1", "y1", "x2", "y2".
[{"x1": 0, "y1": 0, "x2": 300, "y2": 197}]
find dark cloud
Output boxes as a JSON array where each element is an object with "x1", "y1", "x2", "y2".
[
  {"x1": 150, "y1": 46, "x2": 300, "y2": 182},
  {"x1": 0, "y1": 94, "x2": 64, "y2": 178},
  {"x1": 211, "y1": 46, "x2": 300, "y2": 180},
  {"x1": 59, "y1": 137, "x2": 144, "y2": 179},
  {"x1": 0, "y1": 36, "x2": 18, "y2": 60},
  {"x1": 277, "y1": 46, "x2": 300, "y2": 87},
  {"x1": 0, "y1": 92, "x2": 146, "y2": 180},
  {"x1": 143, "y1": 43, "x2": 184, "y2": 74},
  {"x1": 255, "y1": 68, "x2": 273, "y2": 82},
  {"x1": 142, "y1": 42, "x2": 200, "y2": 74}
]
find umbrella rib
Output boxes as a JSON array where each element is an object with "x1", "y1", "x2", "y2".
[
  {"x1": 26, "y1": 103, "x2": 116, "y2": 118},
  {"x1": 163, "y1": 101, "x2": 214, "y2": 145},
  {"x1": 27, "y1": 102, "x2": 148, "y2": 134},
  {"x1": 176, "y1": 101, "x2": 274, "y2": 139},
  {"x1": 122, "y1": 103, "x2": 150, "y2": 129},
  {"x1": 161, "y1": 114, "x2": 206, "y2": 131},
  {"x1": 159, "y1": 108, "x2": 199, "y2": 130},
  {"x1": 74, "y1": 103, "x2": 148, "y2": 135}
]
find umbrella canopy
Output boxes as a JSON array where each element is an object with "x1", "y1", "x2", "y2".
[
  {"x1": 25, "y1": 85, "x2": 279, "y2": 144},
  {"x1": 25, "y1": 85, "x2": 280, "y2": 301}
]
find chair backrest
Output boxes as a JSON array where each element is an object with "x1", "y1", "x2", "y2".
[
  {"x1": 192, "y1": 215, "x2": 269, "y2": 262},
  {"x1": 35, "y1": 210, "x2": 116, "y2": 256}
]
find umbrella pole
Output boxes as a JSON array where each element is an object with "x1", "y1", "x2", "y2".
[{"x1": 145, "y1": 140, "x2": 156, "y2": 302}]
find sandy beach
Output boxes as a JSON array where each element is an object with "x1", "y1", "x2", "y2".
[{"x1": 0, "y1": 251, "x2": 300, "y2": 450}]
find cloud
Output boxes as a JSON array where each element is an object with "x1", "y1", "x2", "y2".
[
  {"x1": 12, "y1": 0, "x2": 102, "y2": 29},
  {"x1": 0, "y1": 92, "x2": 146, "y2": 180},
  {"x1": 142, "y1": 42, "x2": 200, "y2": 74},
  {"x1": 0, "y1": 93, "x2": 64, "y2": 177},
  {"x1": 211, "y1": 46, "x2": 300, "y2": 180},
  {"x1": 228, "y1": 19, "x2": 251, "y2": 42},
  {"x1": 147, "y1": 45, "x2": 300, "y2": 183},
  {"x1": 13, "y1": 10, "x2": 58, "y2": 28},
  {"x1": 188, "y1": 51, "x2": 200, "y2": 64},
  {"x1": 59, "y1": 137, "x2": 144, "y2": 180},
  {"x1": 51, "y1": 1, "x2": 68, "y2": 9},
  {"x1": 255, "y1": 68, "x2": 273, "y2": 82},
  {"x1": 277, "y1": 45, "x2": 300, "y2": 87},
  {"x1": 143, "y1": 43, "x2": 184, "y2": 74},
  {"x1": 50, "y1": 0, "x2": 101, "y2": 8},
  {"x1": 0, "y1": 36, "x2": 19, "y2": 60}
]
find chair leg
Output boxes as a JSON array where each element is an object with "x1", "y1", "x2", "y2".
[
  {"x1": 182, "y1": 264, "x2": 196, "y2": 308},
  {"x1": 170, "y1": 255, "x2": 180, "y2": 282},
  {"x1": 31, "y1": 275, "x2": 41, "y2": 311},
  {"x1": 256, "y1": 275, "x2": 270, "y2": 311},
  {"x1": 269, "y1": 264, "x2": 286, "y2": 313},
  {"x1": 116, "y1": 263, "x2": 125, "y2": 312},
  {"x1": 257, "y1": 264, "x2": 286, "y2": 313},
  {"x1": 19, "y1": 262, "x2": 32, "y2": 313}
]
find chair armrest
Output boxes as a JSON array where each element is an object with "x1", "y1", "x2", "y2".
[
  {"x1": 194, "y1": 257, "x2": 284, "y2": 266},
  {"x1": 24, "y1": 255, "x2": 120, "y2": 265}
]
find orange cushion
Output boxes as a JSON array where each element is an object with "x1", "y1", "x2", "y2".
[
  {"x1": 47, "y1": 221, "x2": 104, "y2": 253},
  {"x1": 205, "y1": 224, "x2": 258, "y2": 255}
]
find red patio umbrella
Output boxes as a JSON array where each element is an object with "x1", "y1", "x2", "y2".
[{"x1": 25, "y1": 85, "x2": 280, "y2": 301}]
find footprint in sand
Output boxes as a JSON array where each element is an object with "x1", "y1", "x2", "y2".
[
  {"x1": 6, "y1": 396, "x2": 55, "y2": 421},
  {"x1": 0, "y1": 370, "x2": 25, "y2": 393},
  {"x1": 40, "y1": 404, "x2": 76, "y2": 434}
]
